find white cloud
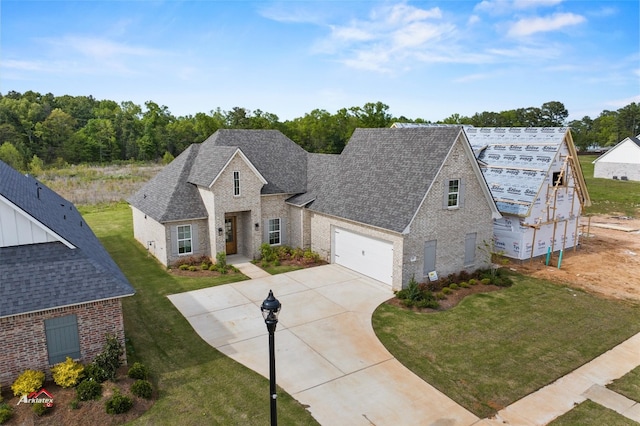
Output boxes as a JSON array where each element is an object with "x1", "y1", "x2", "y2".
[
  {"x1": 475, "y1": 0, "x2": 563, "y2": 14},
  {"x1": 507, "y1": 12, "x2": 586, "y2": 37}
]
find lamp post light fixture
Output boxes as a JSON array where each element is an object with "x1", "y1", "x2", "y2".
[{"x1": 261, "y1": 290, "x2": 281, "y2": 426}]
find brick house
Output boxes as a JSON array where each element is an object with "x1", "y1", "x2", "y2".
[
  {"x1": 0, "y1": 160, "x2": 135, "y2": 386},
  {"x1": 592, "y1": 134, "x2": 640, "y2": 182},
  {"x1": 129, "y1": 127, "x2": 501, "y2": 291}
]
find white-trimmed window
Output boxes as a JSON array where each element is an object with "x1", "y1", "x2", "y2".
[
  {"x1": 177, "y1": 225, "x2": 192, "y2": 254},
  {"x1": 447, "y1": 179, "x2": 460, "y2": 208},
  {"x1": 233, "y1": 171, "x2": 240, "y2": 196},
  {"x1": 268, "y1": 218, "x2": 281, "y2": 245}
]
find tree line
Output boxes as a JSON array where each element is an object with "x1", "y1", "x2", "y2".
[{"x1": 0, "y1": 90, "x2": 638, "y2": 171}]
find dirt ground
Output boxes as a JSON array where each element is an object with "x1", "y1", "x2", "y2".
[{"x1": 510, "y1": 215, "x2": 640, "y2": 302}]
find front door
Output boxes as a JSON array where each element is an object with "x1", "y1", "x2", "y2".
[{"x1": 225, "y1": 216, "x2": 237, "y2": 255}]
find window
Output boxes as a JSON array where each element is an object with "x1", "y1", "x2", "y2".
[
  {"x1": 447, "y1": 179, "x2": 460, "y2": 208},
  {"x1": 177, "y1": 225, "x2": 192, "y2": 254},
  {"x1": 233, "y1": 171, "x2": 240, "y2": 196},
  {"x1": 552, "y1": 171, "x2": 565, "y2": 187},
  {"x1": 45, "y1": 315, "x2": 80, "y2": 364},
  {"x1": 268, "y1": 218, "x2": 281, "y2": 245}
]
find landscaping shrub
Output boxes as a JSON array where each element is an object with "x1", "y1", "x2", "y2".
[
  {"x1": 442, "y1": 287, "x2": 453, "y2": 295},
  {"x1": 32, "y1": 402, "x2": 49, "y2": 416},
  {"x1": 70, "y1": 398, "x2": 80, "y2": 409},
  {"x1": 188, "y1": 265, "x2": 197, "y2": 271},
  {"x1": 481, "y1": 278, "x2": 491, "y2": 285},
  {"x1": 11, "y1": 369, "x2": 45, "y2": 396},
  {"x1": 468, "y1": 278, "x2": 478, "y2": 286},
  {"x1": 131, "y1": 380, "x2": 153, "y2": 399},
  {"x1": 435, "y1": 291, "x2": 447, "y2": 300},
  {"x1": 76, "y1": 380, "x2": 102, "y2": 401},
  {"x1": 51, "y1": 357, "x2": 84, "y2": 388},
  {"x1": 127, "y1": 362, "x2": 149, "y2": 380},
  {"x1": 208, "y1": 264, "x2": 217, "y2": 271},
  {"x1": 0, "y1": 403, "x2": 12, "y2": 424},
  {"x1": 396, "y1": 277, "x2": 439, "y2": 309},
  {"x1": 460, "y1": 281, "x2": 470, "y2": 288},
  {"x1": 260, "y1": 243, "x2": 276, "y2": 262},
  {"x1": 215, "y1": 251, "x2": 227, "y2": 271},
  {"x1": 92, "y1": 334, "x2": 124, "y2": 381},
  {"x1": 450, "y1": 283, "x2": 459, "y2": 290},
  {"x1": 84, "y1": 362, "x2": 109, "y2": 383},
  {"x1": 179, "y1": 264, "x2": 189, "y2": 270},
  {"x1": 105, "y1": 390, "x2": 133, "y2": 414}
]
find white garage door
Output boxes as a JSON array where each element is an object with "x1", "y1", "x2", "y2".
[{"x1": 333, "y1": 228, "x2": 393, "y2": 285}]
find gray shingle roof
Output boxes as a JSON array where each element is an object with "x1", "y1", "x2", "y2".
[
  {"x1": 286, "y1": 153, "x2": 340, "y2": 206},
  {"x1": 128, "y1": 144, "x2": 208, "y2": 222},
  {"x1": 203, "y1": 130, "x2": 307, "y2": 194},
  {"x1": 0, "y1": 160, "x2": 134, "y2": 318},
  {"x1": 308, "y1": 127, "x2": 464, "y2": 233},
  {"x1": 130, "y1": 130, "x2": 308, "y2": 222}
]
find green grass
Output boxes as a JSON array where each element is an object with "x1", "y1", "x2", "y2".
[
  {"x1": 82, "y1": 203, "x2": 318, "y2": 425},
  {"x1": 608, "y1": 366, "x2": 640, "y2": 403},
  {"x1": 260, "y1": 264, "x2": 304, "y2": 275},
  {"x1": 372, "y1": 275, "x2": 640, "y2": 418},
  {"x1": 579, "y1": 155, "x2": 640, "y2": 217},
  {"x1": 549, "y1": 400, "x2": 638, "y2": 425}
]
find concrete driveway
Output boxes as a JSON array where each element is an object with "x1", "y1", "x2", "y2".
[{"x1": 168, "y1": 264, "x2": 479, "y2": 425}]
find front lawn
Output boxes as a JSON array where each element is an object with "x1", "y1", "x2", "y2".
[
  {"x1": 372, "y1": 274, "x2": 640, "y2": 418},
  {"x1": 82, "y1": 202, "x2": 318, "y2": 425}
]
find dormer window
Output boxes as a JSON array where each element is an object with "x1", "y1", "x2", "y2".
[{"x1": 233, "y1": 171, "x2": 240, "y2": 196}]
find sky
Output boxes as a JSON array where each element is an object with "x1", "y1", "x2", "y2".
[{"x1": 1, "y1": 0, "x2": 639, "y2": 122}]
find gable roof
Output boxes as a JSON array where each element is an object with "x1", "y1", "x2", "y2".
[
  {"x1": 465, "y1": 127, "x2": 590, "y2": 216},
  {"x1": 0, "y1": 160, "x2": 134, "y2": 318},
  {"x1": 592, "y1": 135, "x2": 640, "y2": 164},
  {"x1": 200, "y1": 129, "x2": 307, "y2": 194},
  {"x1": 130, "y1": 130, "x2": 307, "y2": 222},
  {"x1": 307, "y1": 127, "x2": 493, "y2": 233}
]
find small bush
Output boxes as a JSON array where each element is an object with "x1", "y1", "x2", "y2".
[
  {"x1": 260, "y1": 259, "x2": 269, "y2": 267},
  {"x1": 468, "y1": 278, "x2": 478, "y2": 286},
  {"x1": 481, "y1": 278, "x2": 491, "y2": 285},
  {"x1": 83, "y1": 363, "x2": 109, "y2": 383},
  {"x1": 11, "y1": 369, "x2": 45, "y2": 396},
  {"x1": 179, "y1": 264, "x2": 189, "y2": 270},
  {"x1": 435, "y1": 291, "x2": 447, "y2": 300},
  {"x1": 208, "y1": 264, "x2": 217, "y2": 271},
  {"x1": 216, "y1": 251, "x2": 227, "y2": 270},
  {"x1": 127, "y1": 362, "x2": 149, "y2": 380},
  {"x1": 188, "y1": 265, "x2": 197, "y2": 271},
  {"x1": 70, "y1": 399, "x2": 80, "y2": 410},
  {"x1": 260, "y1": 243, "x2": 276, "y2": 262},
  {"x1": 449, "y1": 283, "x2": 459, "y2": 290},
  {"x1": 76, "y1": 380, "x2": 102, "y2": 401},
  {"x1": 105, "y1": 391, "x2": 133, "y2": 415},
  {"x1": 415, "y1": 298, "x2": 439, "y2": 309},
  {"x1": 32, "y1": 402, "x2": 49, "y2": 417},
  {"x1": 460, "y1": 281, "x2": 470, "y2": 288},
  {"x1": 0, "y1": 403, "x2": 13, "y2": 424},
  {"x1": 273, "y1": 259, "x2": 280, "y2": 267},
  {"x1": 51, "y1": 357, "x2": 84, "y2": 388},
  {"x1": 200, "y1": 262, "x2": 209, "y2": 270},
  {"x1": 92, "y1": 334, "x2": 124, "y2": 381},
  {"x1": 131, "y1": 380, "x2": 153, "y2": 399},
  {"x1": 442, "y1": 287, "x2": 453, "y2": 295}
]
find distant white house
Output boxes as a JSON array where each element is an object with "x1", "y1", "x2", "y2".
[{"x1": 593, "y1": 135, "x2": 640, "y2": 182}]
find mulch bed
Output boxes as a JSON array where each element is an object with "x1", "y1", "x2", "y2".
[{"x1": 386, "y1": 284, "x2": 503, "y2": 313}]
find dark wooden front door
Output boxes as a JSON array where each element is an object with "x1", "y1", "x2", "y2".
[{"x1": 225, "y1": 217, "x2": 237, "y2": 255}]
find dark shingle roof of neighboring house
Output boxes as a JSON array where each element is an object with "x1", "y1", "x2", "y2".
[
  {"x1": 0, "y1": 161, "x2": 134, "y2": 318},
  {"x1": 129, "y1": 144, "x2": 208, "y2": 222},
  {"x1": 307, "y1": 127, "x2": 467, "y2": 233}
]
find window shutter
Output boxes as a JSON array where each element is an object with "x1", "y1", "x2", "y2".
[
  {"x1": 45, "y1": 315, "x2": 80, "y2": 365},
  {"x1": 423, "y1": 240, "x2": 437, "y2": 275},
  {"x1": 459, "y1": 179, "x2": 465, "y2": 209},
  {"x1": 280, "y1": 218, "x2": 287, "y2": 245},
  {"x1": 464, "y1": 232, "x2": 476, "y2": 266},
  {"x1": 442, "y1": 181, "x2": 449, "y2": 209},
  {"x1": 170, "y1": 226, "x2": 178, "y2": 256},
  {"x1": 263, "y1": 219, "x2": 269, "y2": 243},
  {"x1": 191, "y1": 224, "x2": 198, "y2": 254}
]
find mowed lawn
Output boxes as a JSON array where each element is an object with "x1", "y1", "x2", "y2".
[
  {"x1": 373, "y1": 276, "x2": 640, "y2": 418},
  {"x1": 81, "y1": 203, "x2": 318, "y2": 426}
]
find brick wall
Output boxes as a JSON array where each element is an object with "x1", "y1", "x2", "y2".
[
  {"x1": 132, "y1": 206, "x2": 169, "y2": 265},
  {"x1": 0, "y1": 298, "x2": 127, "y2": 387}
]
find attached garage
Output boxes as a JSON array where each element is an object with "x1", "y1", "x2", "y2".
[{"x1": 333, "y1": 228, "x2": 393, "y2": 285}]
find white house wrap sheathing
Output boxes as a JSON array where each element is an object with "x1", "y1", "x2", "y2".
[{"x1": 465, "y1": 127, "x2": 589, "y2": 260}]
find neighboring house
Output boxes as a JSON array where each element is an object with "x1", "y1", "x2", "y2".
[
  {"x1": 593, "y1": 135, "x2": 640, "y2": 181},
  {"x1": 0, "y1": 160, "x2": 135, "y2": 386},
  {"x1": 129, "y1": 128, "x2": 501, "y2": 290},
  {"x1": 465, "y1": 127, "x2": 591, "y2": 260}
]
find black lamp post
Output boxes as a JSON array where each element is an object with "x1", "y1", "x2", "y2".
[{"x1": 261, "y1": 290, "x2": 281, "y2": 426}]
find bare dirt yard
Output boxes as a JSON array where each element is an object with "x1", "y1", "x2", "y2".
[{"x1": 511, "y1": 215, "x2": 640, "y2": 302}]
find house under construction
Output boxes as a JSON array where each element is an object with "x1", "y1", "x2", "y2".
[{"x1": 465, "y1": 127, "x2": 591, "y2": 260}]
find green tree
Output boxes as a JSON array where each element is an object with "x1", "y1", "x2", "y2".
[
  {"x1": 0, "y1": 142, "x2": 23, "y2": 170},
  {"x1": 34, "y1": 108, "x2": 76, "y2": 162},
  {"x1": 76, "y1": 118, "x2": 117, "y2": 162},
  {"x1": 540, "y1": 101, "x2": 568, "y2": 126}
]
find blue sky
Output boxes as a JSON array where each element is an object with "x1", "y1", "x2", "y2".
[{"x1": 1, "y1": 0, "x2": 638, "y2": 122}]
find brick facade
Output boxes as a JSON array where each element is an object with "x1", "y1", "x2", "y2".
[{"x1": 0, "y1": 298, "x2": 127, "y2": 387}]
